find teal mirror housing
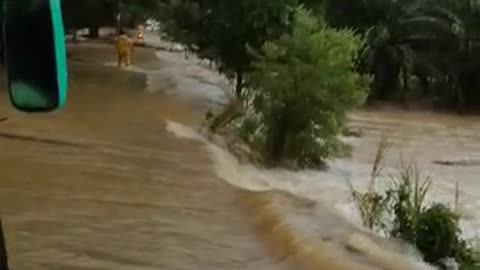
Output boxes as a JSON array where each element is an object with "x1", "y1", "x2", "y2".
[{"x1": 3, "y1": 0, "x2": 67, "y2": 112}]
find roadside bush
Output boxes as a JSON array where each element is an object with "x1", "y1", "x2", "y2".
[{"x1": 244, "y1": 6, "x2": 370, "y2": 168}]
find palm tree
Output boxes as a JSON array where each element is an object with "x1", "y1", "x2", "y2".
[
  {"x1": 353, "y1": 0, "x2": 465, "y2": 101},
  {"x1": 0, "y1": 221, "x2": 9, "y2": 270},
  {"x1": 416, "y1": 0, "x2": 480, "y2": 110},
  {"x1": 323, "y1": 0, "x2": 463, "y2": 100}
]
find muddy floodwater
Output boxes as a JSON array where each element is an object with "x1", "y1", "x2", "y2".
[{"x1": 0, "y1": 43, "x2": 477, "y2": 270}]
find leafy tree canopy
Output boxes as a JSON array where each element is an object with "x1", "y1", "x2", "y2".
[{"x1": 159, "y1": 0, "x2": 297, "y2": 97}]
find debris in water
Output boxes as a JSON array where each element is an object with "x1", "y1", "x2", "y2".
[{"x1": 434, "y1": 157, "x2": 480, "y2": 167}]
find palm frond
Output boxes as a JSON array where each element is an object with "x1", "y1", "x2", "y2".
[{"x1": 397, "y1": 45, "x2": 416, "y2": 72}]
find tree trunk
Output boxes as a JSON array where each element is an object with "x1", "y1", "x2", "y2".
[
  {"x1": 268, "y1": 113, "x2": 289, "y2": 163},
  {"x1": 0, "y1": 28, "x2": 4, "y2": 64},
  {"x1": 72, "y1": 29, "x2": 78, "y2": 42},
  {"x1": 269, "y1": 127, "x2": 288, "y2": 163},
  {"x1": 235, "y1": 70, "x2": 244, "y2": 98},
  {"x1": 208, "y1": 99, "x2": 244, "y2": 132},
  {"x1": 401, "y1": 69, "x2": 410, "y2": 106},
  {"x1": 128, "y1": 18, "x2": 136, "y2": 29},
  {"x1": 0, "y1": 221, "x2": 9, "y2": 270},
  {"x1": 0, "y1": 42, "x2": 4, "y2": 65},
  {"x1": 88, "y1": 26, "x2": 100, "y2": 39},
  {"x1": 455, "y1": 84, "x2": 465, "y2": 114},
  {"x1": 116, "y1": 12, "x2": 122, "y2": 35}
]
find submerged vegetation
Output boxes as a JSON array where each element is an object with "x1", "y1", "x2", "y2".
[
  {"x1": 350, "y1": 140, "x2": 478, "y2": 270},
  {"x1": 242, "y1": 8, "x2": 370, "y2": 168}
]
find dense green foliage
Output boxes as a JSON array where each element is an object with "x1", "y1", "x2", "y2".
[
  {"x1": 322, "y1": 0, "x2": 480, "y2": 110},
  {"x1": 158, "y1": 0, "x2": 297, "y2": 97},
  {"x1": 241, "y1": 8, "x2": 369, "y2": 167}
]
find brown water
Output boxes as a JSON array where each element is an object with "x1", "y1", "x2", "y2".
[
  {"x1": 334, "y1": 110, "x2": 480, "y2": 238},
  {"x1": 0, "y1": 46, "x2": 286, "y2": 270},
  {"x1": 0, "y1": 44, "x2": 471, "y2": 270},
  {"x1": 148, "y1": 44, "x2": 480, "y2": 240}
]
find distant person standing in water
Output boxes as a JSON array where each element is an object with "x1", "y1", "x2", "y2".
[{"x1": 115, "y1": 30, "x2": 133, "y2": 68}]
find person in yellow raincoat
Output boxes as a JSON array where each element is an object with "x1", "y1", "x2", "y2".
[{"x1": 115, "y1": 30, "x2": 133, "y2": 68}]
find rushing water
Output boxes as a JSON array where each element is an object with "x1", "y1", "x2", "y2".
[
  {"x1": 0, "y1": 42, "x2": 475, "y2": 270},
  {"x1": 146, "y1": 41, "x2": 480, "y2": 240}
]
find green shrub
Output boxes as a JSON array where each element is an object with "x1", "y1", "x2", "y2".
[
  {"x1": 245, "y1": 6, "x2": 370, "y2": 168},
  {"x1": 415, "y1": 204, "x2": 475, "y2": 269},
  {"x1": 389, "y1": 161, "x2": 432, "y2": 244}
]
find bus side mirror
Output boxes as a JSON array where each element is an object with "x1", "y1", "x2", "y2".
[{"x1": 3, "y1": 0, "x2": 67, "y2": 112}]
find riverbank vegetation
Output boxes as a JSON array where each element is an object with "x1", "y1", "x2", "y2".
[
  {"x1": 241, "y1": 8, "x2": 370, "y2": 167},
  {"x1": 350, "y1": 140, "x2": 479, "y2": 270},
  {"x1": 154, "y1": 0, "x2": 480, "y2": 168}
]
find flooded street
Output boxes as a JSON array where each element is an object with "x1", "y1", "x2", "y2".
[
  {"x1": 0, "y1": 45, "x2": 287, "y2": 270},
  {"x1": 0, "y1": 42, "x2": 476, "y2": 270}
]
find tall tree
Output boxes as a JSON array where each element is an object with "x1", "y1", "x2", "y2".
[{"x1": 159, "y1": 0, "x2": 297, "y2": 97}]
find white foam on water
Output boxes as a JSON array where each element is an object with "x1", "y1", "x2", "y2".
[
  {"x1": 165, "y1": 120, "x2": 437, "y2": 270},
  {"x1": 165, "y1": 120, "x2": 206, "y2": 142},
  {"x1": 149, "y1": 51, "x2": 230, "y2": 109},
  {"x1": 155, "y1": 45, "x2": 480, "y2": 241},
  {"x1": 103, "y1": 62, "x2": 152, "y2": 74},
  {"x1": 165, "y1": 120, "x2": 273, "y2": 192}
]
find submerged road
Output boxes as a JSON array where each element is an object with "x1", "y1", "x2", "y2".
[{"x1": 0, "y1": 44, "x2": 438, "y2": 270}]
